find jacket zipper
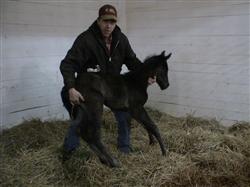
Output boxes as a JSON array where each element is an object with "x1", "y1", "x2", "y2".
[{"x1": 109, "y1": 40, "x2": 120, "y2": 62}]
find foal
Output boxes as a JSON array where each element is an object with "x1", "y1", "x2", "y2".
[{"x1": 72, "y1": 51, "x2": 172, "y2": 167}]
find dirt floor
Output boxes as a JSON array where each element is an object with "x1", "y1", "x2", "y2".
[{"x1": 1, "y1": 108, "x2": 250, "y2": 186}]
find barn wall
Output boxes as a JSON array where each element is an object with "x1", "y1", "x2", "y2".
[
  {"x1": 1, "y1": 0, "x2": 249, "y2": 129},
  {"x1": 0, "y1": 0, "x2": 126, "y2": 129},
  {"x1": 126, "y1": 1, "x2": 250, "y2": 125}
]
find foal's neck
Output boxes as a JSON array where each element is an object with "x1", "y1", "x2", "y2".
[{"x1": 124, "y1": 70, "x2": 150, "y2": 91}]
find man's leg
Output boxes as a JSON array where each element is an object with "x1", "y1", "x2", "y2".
[
  {"x1": 113, "y1": 111, "x2": 131, "y2": 153},
  {"x1": 61, "y1": 87, "x2": 80, "y2": 160},
  {"x1": 63, "y1": 120, "x2": 80, "y2": 152}
]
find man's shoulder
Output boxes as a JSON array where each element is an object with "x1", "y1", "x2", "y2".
[
  {"x1": 119, "y1": 32, "x2": 129, "y2": 43},
  {"x1": 74, "y1": 29, "x2": 95, "y2": 44},
  {"x1": 76, "y1": 29, "x2": 93, "y2": 39}
]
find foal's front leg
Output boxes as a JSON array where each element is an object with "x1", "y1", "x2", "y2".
[{"x1": 130, "y1": 107, "x2": 167, "y2": 156}]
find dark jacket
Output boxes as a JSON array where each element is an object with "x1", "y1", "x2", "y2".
[{"x1": 60, "y1": 20, "x2": 142, "y2": 90}]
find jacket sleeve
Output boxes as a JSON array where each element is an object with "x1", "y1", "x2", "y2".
[
  {"x1": 123, "y1": 35, "x2": 142, "y2": 71},
  {"x1": 60, "y1": 34, "x2": 89, "y2": 90}
]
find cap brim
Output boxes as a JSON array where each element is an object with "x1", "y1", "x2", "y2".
[{"x1": 101, "y1": 15, "x2": 117, "y2": 21}]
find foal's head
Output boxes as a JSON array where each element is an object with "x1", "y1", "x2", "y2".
[{"x1": 144, "y1": 51, "x2": 172, "y2": 90}]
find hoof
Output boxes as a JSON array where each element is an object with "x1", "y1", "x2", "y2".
[
  {"x1": 149, "y1": 140, "x2": 156, "y2": 145},
  {"x1": 99, "y1": 157, "x2": 121, "y2": 168},
  {"x1": 99, "y1": 157, "x2": 109, "y2": 165},
  {"x1": 149, "y1": 137, "x2": 156, "y2": 145},
  {"x1": 162, "y1": 148, "x2": 169, "y2": 156},
  {"x1": 110, "y1": 158, "x2": 121, "y2": 168},
  {"x1": 163, "y1": 151, "x2": 167, "y2": 156}
]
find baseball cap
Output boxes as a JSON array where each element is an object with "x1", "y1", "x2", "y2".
[{"x1": 98, "y1": 4, "x2": 117, "y2": 21}]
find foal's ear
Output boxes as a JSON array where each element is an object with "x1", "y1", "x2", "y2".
[
  {"x1": 165, "y1": 53, "x2": 172, "y2": 60},
  {"x1": 161, "y1": 50, "x2": 166, "y2": 56}
]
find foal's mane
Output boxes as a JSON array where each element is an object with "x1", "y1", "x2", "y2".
[{"x1": 124, "y1": 54, "x2": 162, "y2": 77}]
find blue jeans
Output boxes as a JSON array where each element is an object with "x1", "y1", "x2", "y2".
[
  {"x1": 113, "y1": 111, "x2": 131, "y2": 153},
  {"x1": 61, "y1": 87, "x2": 131, "y2": 153},
  {"x1": 63, "y1": 119, "x2": 80, "y2": 152}
]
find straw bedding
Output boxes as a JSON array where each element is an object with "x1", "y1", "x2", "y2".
[{"x1": 1, "y1": 108, "x2": 249, "y2": 186}]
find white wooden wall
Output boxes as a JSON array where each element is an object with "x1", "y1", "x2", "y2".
[
  {"x1": 127, "y1": 0, "x2": 250, "y2": 125},
  {"x1": 0, "y1": 0, "x2": 126, "y2": 129},
  {"x1": 1, "y1": 0, "x2": 249, "y2": 129}
]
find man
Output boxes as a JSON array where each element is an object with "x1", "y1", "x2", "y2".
[{"x1": 60, "y1": 4, "x2": 156, "y2": 158}]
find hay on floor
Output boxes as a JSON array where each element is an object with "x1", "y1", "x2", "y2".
[{"x1": 0, "y1": 109, "x2": 249, "y2": 187}]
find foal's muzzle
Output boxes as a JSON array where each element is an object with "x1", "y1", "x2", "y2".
[{"x1": 159, "y1": 82, "x2": 169, "y2": 90}]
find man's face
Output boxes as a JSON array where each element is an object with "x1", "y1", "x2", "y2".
[{"x1": 97, "y1": 19, "x2": 116, "y2": 38}]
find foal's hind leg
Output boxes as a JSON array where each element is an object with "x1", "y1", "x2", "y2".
[
  {"x1": 80, "y1": 102, "x2": 120, "y2": 167},
  {"x1": 88, "y1": 142, "x2": 120, "y2": 167},
  {"x1": 87, "y1": 120, "x2": 120, "y2": 167},
  {"x1": 148, "y1": 132, "x2": 156, "y2": 145},
  {"x1": 130, "y1": 107, "x2": 167, "y2": 156}
]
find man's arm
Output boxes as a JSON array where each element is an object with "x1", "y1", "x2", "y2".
[
  {"x1": 123, "y1": 35, "x2": 142, "y2": 71},
  {"x1": 60, "y1": 34, "x2": 88, "y2": 90},
  {"x1": 60, "y1": 34, "x2": 89, "y2": 104}
]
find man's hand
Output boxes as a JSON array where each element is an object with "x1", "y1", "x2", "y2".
[
  {"x1": 69, "y1": 88, "x2": 84, "y2": 105},
  {"x1": 148, "y1": 76, "x2": 156, "y2": 85}
]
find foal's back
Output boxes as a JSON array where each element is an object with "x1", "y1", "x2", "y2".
[{"x1": 76, "y1": 72, "x2": 129, "y2": 110}]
